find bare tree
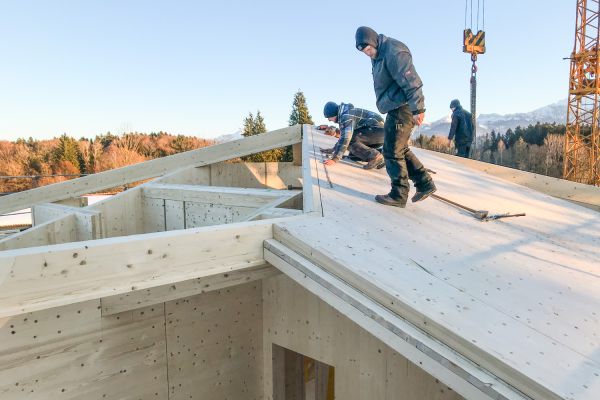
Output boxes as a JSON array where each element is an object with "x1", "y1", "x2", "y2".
[{"x1": 497, "y1": 139, "x2": 506, "y2": 165}]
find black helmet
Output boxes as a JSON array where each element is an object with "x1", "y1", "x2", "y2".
[
  {"x1": 450, "y1": 99, "x2": 461, "y2": 109},
  {"x1": 355, "y1": 26, "x2": 379, "y2": 51},
  {"x1": 323, "y1": 101, "x2": 339, "y2": 118}
]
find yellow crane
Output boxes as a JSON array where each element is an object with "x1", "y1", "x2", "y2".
[{"x1": 564, "y1": 0, "x2": 600, "y2": 186}]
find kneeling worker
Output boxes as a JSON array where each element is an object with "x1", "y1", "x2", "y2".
[{"x1": 321, "y1": 101, "x2": 385, "y2": 169}]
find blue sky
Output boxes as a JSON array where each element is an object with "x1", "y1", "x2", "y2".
[{"x1": 0, "y1": 1, "x2": 573, "y2": 140}]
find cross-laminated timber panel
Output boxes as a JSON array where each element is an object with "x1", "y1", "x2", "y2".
[
  {"x1": 0, "y1": 281, "x2": 264, "y2": 400},
  {"x1": 140, "y1": 184, "x2": 302, "y2": 230},
  {"x1": 274, "y1": 127, "x2": 600, "y2": 400}
]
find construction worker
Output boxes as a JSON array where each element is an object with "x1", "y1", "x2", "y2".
[
  {"x1": 321, "y1": 102, "x2": 385, "y2": 170},
  {"x1": 448, "y1": 99, "x2": 474, "y2": 158},
  {"x1": 355, "y1": 26, "x2": 436, "y2": 207}
]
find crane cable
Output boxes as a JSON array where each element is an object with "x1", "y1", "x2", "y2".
[{"x1": 464, "y1": 0, "x2": 485, "y2": 146}]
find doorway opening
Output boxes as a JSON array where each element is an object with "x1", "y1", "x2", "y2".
[{"x1": 272, "y1": 344, "x2": 334, "y2": 400}]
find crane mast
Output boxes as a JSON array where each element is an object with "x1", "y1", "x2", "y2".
[{"x1": 564, "y1": 0, "x2": 600, "y2": 186}]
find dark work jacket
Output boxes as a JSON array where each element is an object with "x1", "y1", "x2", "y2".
[
  {"x1": 332, "y1": 103, "x2": 384, "y2": 160},
  {"x1": 448, "y1": 106, "x2": 473, "y2": 145},
  {"x1": 371, "y1": 34, "x2": 425, "y2": 115}
]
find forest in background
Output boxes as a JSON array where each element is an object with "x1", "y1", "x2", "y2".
[
  {"x1": 0, "y1": 132, "x2": 215, "y2": 193},
  {"x1": 412, "y1": 122, "x2": 566, "y2": 178}
]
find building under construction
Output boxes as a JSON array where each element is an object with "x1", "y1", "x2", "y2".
[{"x1": 0, "y1": 125, "x2": 598, "y2": 400}]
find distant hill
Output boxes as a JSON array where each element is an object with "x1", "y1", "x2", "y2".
[
  {"x1": 416, "y1": 99, "x2": 567, "y2": 138},
  {"x1": 214, "y1": 131, "x2": 242, "y2": 143}
]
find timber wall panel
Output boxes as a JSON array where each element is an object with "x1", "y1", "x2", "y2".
[
  {"x1": 266, "y1": 163, "x2": 302, "y2": 189},
  {"x1": 0, "y1": 215, "x2": 77, "y2": 251},
  {"x1": 90, "y1": 189, "x2": 144, "y2": 238},
  {"x1": 157, "y1": 165, "x2": 212, "y2": 186},
  {"x1": 165, "y1": 281, "x2": 263, "y2": 400},
  {"x1": 165, "y1": 199, "x2": 185, "y2": 230},
  {"x1": 142, "y1": 197, "x2": 166, "y2": 233},
  {"x1": 158, "y1": 163, "x2": 301, "y2": 190},
  {"x1": 263, "y1": 274, "x2": 462, "y2": 400},
  {"x1": 0, "y1": 300, "x2": 168, "y2": 399},
  {"x1": 0, "y1": 281, "x2": 266, "y2": 399},
  {"x1": 210, "y1": 162, "x2": 268, "y2": 188}
]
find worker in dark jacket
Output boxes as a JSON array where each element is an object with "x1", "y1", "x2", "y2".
[
  {"x1": 355, "y1": 26, "x2": 436, "y2": 207},
  {"x1": 448, "y1": 99, "x2": 473, "y2": 158},
  {"x1": 321, "y1": 102, "x2": 385, "y2": 170}
]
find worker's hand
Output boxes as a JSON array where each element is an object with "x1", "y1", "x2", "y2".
[
  {"x1": 413, "y1": 113, "x2": 425, "y2": 126},
  {"x1": 323, "y1": 159, "x2": 337, "y2": 166},
  {"x1": 320, "y1": 147, "x2": 333, "y2": 154}
]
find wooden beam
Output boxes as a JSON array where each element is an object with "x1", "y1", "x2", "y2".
[
  {"x1": 0, "y1": 125, "x2": 302, "y2": 215},
  {"x1": 242, "y1": 192, "x2": 303, "y2": 222},
  {"x1": 254, "y1": 208, "x2": 303, "y2": 220},
  {"x1": 101, "y1": 264, "x2": 279, "y2": 315},
  {"x1": 143, "y1": 183, "x2": 300, "y2": 208},
  {"x1": 0, "y1": 220, "x2": 274, "y2": 318},
  {"x1": 301, "y1": 125, "x2": 323, "y2": 216}
]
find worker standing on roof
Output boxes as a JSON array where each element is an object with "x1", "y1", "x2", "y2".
[
  {"x1": 321, "y1": 101, "x2": 385, "y2": 170},
  {"x1": 355, "y1": 26, "x2": 436, "y2": 207},
  {"x1": 447, "y1": 99, "x2": 474, "y2": 158}
]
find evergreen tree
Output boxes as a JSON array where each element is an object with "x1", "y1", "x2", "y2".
[
  {"x1": 241, "y1": 110, "x2": 285, "y2": 162},
  {"x1": 254, "y1": 111, "x2": 267, "y2": 134},
  {"x1": 288, "y1": 90, "x2": 314, "y2": 126},
  {"x1": 242, "y1": 112, "x2": 256, "y2": 137},
  {"x1": 52, "y1": 134, "x2": 83, "y2": 173}
]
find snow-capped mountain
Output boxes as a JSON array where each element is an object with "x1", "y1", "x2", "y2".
[
  {"x1": 214, "y1": 130, "x2": 242, "y2": 143},
  {"x1": 416, "y1": 99, "x2": 567, "y2": 138}
]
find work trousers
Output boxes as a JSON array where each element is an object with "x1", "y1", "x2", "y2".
[
  {"x1": 383, "y1": 105, "x2": 433, "y2": 202},
  {"x1": 348, "y1": 126, "x2": 384, "y2": 161},
  {"x1": 456, "y1": 143, "x2": 471, "y2": 158}
]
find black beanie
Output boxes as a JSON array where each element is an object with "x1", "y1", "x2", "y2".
[
  {"x1": 323, "y1": 101, "x2": 339, "y2": 118},
  {"x1": 355, "y1": 26, "x2": 379, "y2": 50}
]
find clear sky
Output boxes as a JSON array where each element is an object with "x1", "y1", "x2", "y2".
[{"x1": 0, "y1": 0, "x2": 574, "y2": 141}]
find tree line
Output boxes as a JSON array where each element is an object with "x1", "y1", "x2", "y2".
[
  {"x1": 0, "y1": 132, "x2": 215, "y2": 193},
  {"x1": 413, "y1": 122, "x2": 566, "y2": 178},
  {"x1": 0, "y1": 90, "x2": 315, "y2": 194}
]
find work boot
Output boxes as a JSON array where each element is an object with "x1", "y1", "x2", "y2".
[
  {"x1": 411, "y1": 181, "x2": 437, "y2": 203},
  {"x1": 364, "y1": 153, "x2": 385, "y2": 170},
  {"x1": 375, "y1": 194, "x2": 406, "y2": 208}
]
